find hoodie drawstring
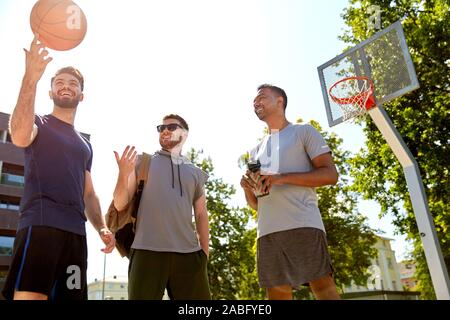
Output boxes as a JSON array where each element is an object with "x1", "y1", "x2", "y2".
[
  {"x1": 169, "y1": 155, "x2": 183, "y2": 197},
  {"x1": 177, "y1": 164, "x2": 183, "y2": 197},
  {"x1": 170, "y1": 157, "x2": 175, "y2": 189}
]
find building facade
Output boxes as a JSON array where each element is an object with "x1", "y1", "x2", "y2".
[
  {"x1": 88, "y1": 275, "x2": 129, "y2": 300},
  {"x1": 0, "y1": 112, "x2": 24, "y2": 297},
  {"x1": 399, "y1": 260, "x2": 418, "y2": 290},
  {"x1": 342, "y1": 235, "x2": 419, "y2": 299},
  {"x1": 369, "y1": 235, "x2": 404, "y2": 291}
]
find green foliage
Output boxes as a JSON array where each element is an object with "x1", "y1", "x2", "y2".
[{"x1": 340, "y1": 0, "x2": 450, "y2": 299}]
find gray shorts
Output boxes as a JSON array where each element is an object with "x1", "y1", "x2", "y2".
[{"x1": 257, "y1": 227, "x2": 334, "y2": 288}]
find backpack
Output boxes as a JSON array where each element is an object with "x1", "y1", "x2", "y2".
[{"x1": 105, "y1": 153, "x2": 151, "y2": 258}]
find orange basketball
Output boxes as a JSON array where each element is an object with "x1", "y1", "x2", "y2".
[{"x1": 30, "y1": 0, "x2": 87, "y2": 51}]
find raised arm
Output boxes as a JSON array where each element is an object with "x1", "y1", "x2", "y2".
[
  {"x1": 113, "y1": 146, "x2": 138, "y2": 211},
  {"x1": 9, "y1": 34, "x2": 52, "y2": 147}
]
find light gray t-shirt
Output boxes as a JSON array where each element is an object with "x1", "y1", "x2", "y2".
[
  {"x1": 250, "y1": 123, "x2": 331, "y2": 238},
  {"x1": 132, "y1": 150, "x2": 209, "y2": 253}
]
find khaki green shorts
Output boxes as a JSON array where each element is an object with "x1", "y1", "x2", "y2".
[{"x1": 128, "y1": 249, "x2": 211, "y2": 300}]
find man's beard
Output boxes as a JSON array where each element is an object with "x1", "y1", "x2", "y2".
[
  {"x1": 255, "y1": 110, "x2": 265, "y2": 120},
  {"x1": 160, "y1": 136, "x2": 182, "y2": 150},
  {"x1": 52, "y1": 96, "x2": 80, "y2": 109}
]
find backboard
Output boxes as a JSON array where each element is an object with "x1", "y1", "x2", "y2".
[
  {"x1": 317, "y1": 20, "x2": 419, "y2": 127},
  {"x1": 317, "y1": 20, "x2": 450, "y2": 300}
]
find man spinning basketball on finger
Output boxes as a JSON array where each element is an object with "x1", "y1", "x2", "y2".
[{"x1": 1, "y1": 35, "x2": 115, "y2": 300}]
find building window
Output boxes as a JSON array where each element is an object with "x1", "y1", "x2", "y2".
[
  {"x1": 387, "y1": 257, "x2": 393, "y2": 269},
  {"x1": 1, "y1": 173, "x2": 25, "y2": 187},
  {"x1": 0, "y1": 270, "x2": 9, "y2": 282},
  {"x1": 0, "y1": 236, "x2": 15, "y2": 256},
  {"x1": 0, "y1": 200, "x2": 20, "y2": 211}
]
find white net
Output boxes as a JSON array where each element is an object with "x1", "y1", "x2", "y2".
[{"x1": 329, "y1": 77, "x2": 375, "y2": 122}]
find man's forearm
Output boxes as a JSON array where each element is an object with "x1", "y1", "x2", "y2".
[
  {"x1": 10, "y1": 75, "x2": 38, "y2": 147},
  {"x1": 278, "y1": 167, "x2": 338, "y2": 187},
  {"x1": 244, "y1": 189, "x2": 258, "y2": 210},
  {"x1": 195, "y1": 212, "x2": 209, "y2": 254},
  {"x1": 113, "y1": 172, "x2": 131, "y2": 211},
  {"x1": 85, "y1": 193, "x2": 106, "y2": 232}
]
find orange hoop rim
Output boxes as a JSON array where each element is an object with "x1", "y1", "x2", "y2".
[{"x1": 329, "y1": 76, "x2": 375, "y2": 109}]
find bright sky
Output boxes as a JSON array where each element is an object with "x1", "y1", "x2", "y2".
[{"x1": 0, "y1": 0, "x2": 410, "y2": 284}]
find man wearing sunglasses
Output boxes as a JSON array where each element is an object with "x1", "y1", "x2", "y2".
[{"x1": 113, "y1": 114, "x2": 211, "y2": 300}]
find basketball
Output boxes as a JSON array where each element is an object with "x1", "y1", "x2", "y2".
[{"x1": 30, "y1": 0, "x2": 87, "y2": 51}]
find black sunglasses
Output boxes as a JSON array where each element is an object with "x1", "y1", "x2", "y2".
[{"x1": 156, "y1": 123, "x2": 184, "y2": 133}]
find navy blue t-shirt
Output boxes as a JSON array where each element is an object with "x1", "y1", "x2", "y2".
[{"x1": 18, "y1": 114, "x2": 93, "y2": 236}]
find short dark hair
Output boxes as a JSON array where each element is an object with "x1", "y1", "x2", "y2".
[
  {"x1": 163, "y1": 114, "x2": 189, "y2": 131},
  {"x1": 51, "y1": 66, "x2": 84, "y2": 91},
  {"x1": 257, "y1": 84, "x2": 287, "y2": 110}
]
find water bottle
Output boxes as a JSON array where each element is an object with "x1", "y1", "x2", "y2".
[{"x1": 247, "y1": 160, "x2": 269, "y2": 198}]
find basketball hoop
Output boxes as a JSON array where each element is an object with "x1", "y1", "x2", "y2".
[{"x1": 329, "y1": 76, "x2": 376, "y2": 121}]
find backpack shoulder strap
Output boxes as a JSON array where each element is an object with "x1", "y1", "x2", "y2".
[
  {"x1": 137, "y1": 152, "x2": 151, "y2": 184},
  {"x1": 133, "y1": 153, "x2": 151, "y2": 220}
]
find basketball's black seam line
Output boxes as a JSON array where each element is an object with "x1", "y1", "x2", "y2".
[
  {"x1": 36, "y1": 19, "x2": 78, "y2": 26},
  {"x1": 33, "y1": 1, "x2": 84, "y2": 38},
  {"x1": 34, "y1": 0, "x2": 63, "y2": 32},
  {"x1": 30, "y1": 26, "x2": 85, "y2": 42}
]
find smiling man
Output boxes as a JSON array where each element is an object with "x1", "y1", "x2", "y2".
[
  {"x1": 240, "y1": 84, "x2": 341, "y2": 300},
  {"x1": 113, "y1": 114, "x2": 211, "y2": 300},
  {"x1": 1, "y1": 35, "x2": 115, "y2": 300}
]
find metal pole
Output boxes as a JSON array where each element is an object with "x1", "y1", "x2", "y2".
[
  {"x1": 368, "y1": 106, "x2": 450, "y2": 300},
  {"x1": 102, "y1": 252, "x2": 106, "y2": 300}
]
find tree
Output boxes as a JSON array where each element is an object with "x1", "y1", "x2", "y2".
[
  {"x1": 187, "y1": 149, "x2": 265, "y2": 300},
  {"x1": 340, "y1": 0, "x2": 450, "y2": 299}
]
